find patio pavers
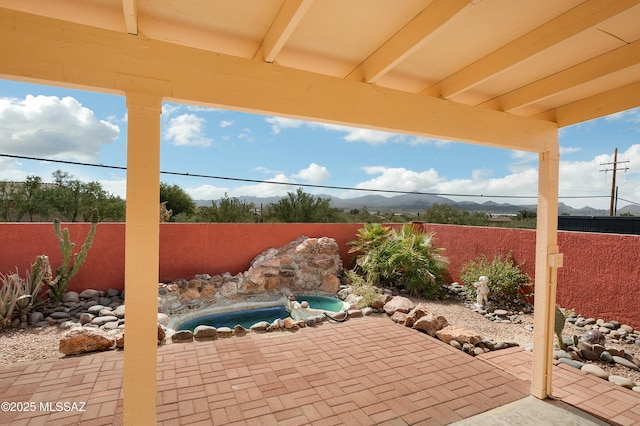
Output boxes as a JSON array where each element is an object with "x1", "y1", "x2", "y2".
[
  {"x1": 1, "y1": 315, "x2": 637, "y2": 425},
  {"x1": 479, "y1": 346, "x2": 640, "y2": 425}
]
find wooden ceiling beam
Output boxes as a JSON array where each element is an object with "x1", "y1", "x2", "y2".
[
  {"x1": 253, "y1": 0, "x2": 313, "y2": 63},
  {"x1": 537, "y1": 80, "x2": 640, "y2": 127},
  {"x1": 422, "y1": 0, "x2": 640, "y2": 98},
  {"x1": 0, "y1": 7, "x2": 557, "y2": 152},
  {"x1": 122, "y1": 0, "x2": 137, "y2": 35},
  {"x1": 346, "y1": 0, "x2": 472, "y2": 83},
  {"x1": 482, "y1": 39, "x2": 640, "y2": 112}
]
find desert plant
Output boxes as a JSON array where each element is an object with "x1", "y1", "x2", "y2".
[
  {"x1": 47, "y1": 209, "x2": 99, "y2": 304},
  {"x1": 0, "y1": 259, "x2": 47, "y2": 327},
  {"x1": 460, "y1": 252, "x2": 529, "y2": 305},
  {"x1": 343, "y1": 269, "x2": 380, "y2": 308},
  {"x1": 0, "y1": 273, "x2": 19, "y2": 327},
  {"x1": 555, "y1": 305, "x2": 567, "y2": 349},
  {"x1": 348, "y1": 224, "x2": 449, "y2": 299}
]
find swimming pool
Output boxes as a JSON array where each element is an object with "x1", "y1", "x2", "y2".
[{"x1": 175, "y1": 295, "x2": 346, "y2": 331}]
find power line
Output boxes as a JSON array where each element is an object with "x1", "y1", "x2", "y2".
[{"x1": 0, "y1": 152, "x2": 620, "y2": 202}]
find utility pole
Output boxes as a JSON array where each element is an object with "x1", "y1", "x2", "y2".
[{"x1": 599, "y1": 148, "x2": 629, "y2": 216}]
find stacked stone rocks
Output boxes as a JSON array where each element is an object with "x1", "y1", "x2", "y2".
[
  {"x1": 31, "y1": 289, "x2": 125, "y2": 329},
  {"x1": 158, "y1": 236, "x2": 343, "y2": 315},
  {"x1": 168, "y1": 311, "x2": 357, "y2": 343},
  {"x1": 541, "y1": 314, "x2": 640, "y2": 392},
  {"x1": 48, "y1": 288, "x2": 168, "y2": 356},
  {"x1": 568, "y1": 314, "x2": 640, "y2": 347},
  {"x1": 378, "y1": 295, "x2": 519, "y2": 356}
]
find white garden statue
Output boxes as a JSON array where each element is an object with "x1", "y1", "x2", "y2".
[{"x1": 473, "y1": 276, "x2": 490, "y2": 308}]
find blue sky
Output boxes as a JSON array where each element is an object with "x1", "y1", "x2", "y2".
[{"x1": 1, "y1": 79, "x2": 639, "y2": 211}]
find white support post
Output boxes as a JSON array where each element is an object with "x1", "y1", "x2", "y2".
[
  {"x1": 531, "y1": 142, "x2": 563, "y2": 399},
  {"x1": 123, "y1": 91, "x2": 162, "y2": 425}
]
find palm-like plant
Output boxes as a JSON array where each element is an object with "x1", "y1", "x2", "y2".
[{"x1": 348, "y1": 224, "x2": 449, "y2": 299}]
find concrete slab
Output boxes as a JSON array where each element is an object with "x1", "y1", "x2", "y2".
[{"x1": 451, "y1": 395, "x2": 610, "y2": 426}]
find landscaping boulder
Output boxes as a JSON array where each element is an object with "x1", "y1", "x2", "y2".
[
  {"x1": 171, "y1": 330, "x2": 194, "y2": 343},
  {"x1": 383, "y1": 296, "x2": 415, "y2": 315},
  {"x1": 244, "y1": 236, "x2": 342, "y2": 294},
  {"x1": 413, "y1": 314, "x2": 449, "y2": 337},
  {"x1": 407, "y1": 303, "x2": 431, "y2": 321},
  {"x1": 193, "y1": 325, "x2": 217, "y2": 340},
  {"x1": 436, "y1": 325, "x2": 482, "y2": 346},
  {"x1": 59, "y1": 328, "x2": 115, "y2": 356},
  {"x1": 371, "y1": 294, "x2": 393, "y2": 309},
  {"x1": 390, "y1": 311, "x2": 409, "y2": 325}
]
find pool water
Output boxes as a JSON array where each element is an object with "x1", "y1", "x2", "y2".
[
  {"x1": 177, "y1": 295, "x2": 345, "y2": 331},
  {"x1": 178, "y1": 306, "x2": 290, "y2": 331},
  {"x1": 296, "y1": 295, "x2": 345, "y2": 312}
]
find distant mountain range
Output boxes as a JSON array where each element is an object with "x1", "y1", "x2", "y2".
[{"x1": 196, "y1": 193, "x2": 639, "y2": 216}]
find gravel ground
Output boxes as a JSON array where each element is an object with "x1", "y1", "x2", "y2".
[
  {"x1": 0, "y1": 326, "x2": 66, "y2": 365},
  {"x1": 1, "y1": 298, "x2": 639, "y2": 385}
]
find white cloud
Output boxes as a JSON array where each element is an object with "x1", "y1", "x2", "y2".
[
  {"x1": 0, "y1": 95, "x2": 119, "y2": 162},
  {"x1": 556, "y1": 144, "x2": 640, "y2": 208},
  {"x1": 187, "y1": 173, "x2": 300, "y2": 200},
  {"x1": 356, "y1": 166, "x2": 442, "y2": 192},
  {"x1": 560, "y1": 146, "x2": 581, "y2": 155},
  {"x1": 265, "y1": 116, "x2": 304, "y2": 134},
  {"x1": 187, "y1": 184, "x2": 230, "y2": 200},
  {"x1": 186, "y1": 105, "x2": 221, "y2": 113},
  {"x1": 162, "y1": 103, "x2": 182, "y2": 116},
  {"x1": 292, "y1": 163, "x2": 330, "y2": 184},
  {"x1": 311, "y1": 122, "x2": 399, "y2": 145},
  {"x1": 230, "y1": 174, "x2": 298, "y2": 197},
  {"x1": 264, "y1": 115, "x2": 452, "y2": 146},
  {"x1": 605, "y1": 107, "x2": 640, "y2": 123},
  {"x1": 164, "y1": 114, "x2": 212, "y2": 147},
  {"x1": 253, "y1": 166, "x2": 282, "y2": 174},
  {"x1": 407, "y1": 136, "x2": 451, "y2": 146},
  {"x1": 0, "y1": 157, "x2": 28, "y2": 181},
  {"x1": 98, "y1": 178, "x2": 127, "y2": 198},
  {"x1": 220, "y1": 120, "x2": 234, "y2": 128},
  {"x1": 432, "y1": 168, "x2": 539, "y2": 204},
  {"x1": 238, "y1": 128, "x2": 252, "y2": 140}
]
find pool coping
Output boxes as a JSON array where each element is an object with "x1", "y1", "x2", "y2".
[{"x1": 166, "y1": 292, "x2": 348, "y2": 331}]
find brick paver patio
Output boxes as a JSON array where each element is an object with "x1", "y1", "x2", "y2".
[
  {"x1": 1, "y1": 315, "x2": 639, "y2": 425},
  {"x1": 479, "y1": 347, "x2": 640, "y2": 426}
]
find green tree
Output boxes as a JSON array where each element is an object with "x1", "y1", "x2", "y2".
[
  {"x1": 268, "y1": 188, "x2": 340, "y2": 223},
  {"x1": 423, "y1": 203, "x2": 488, "y2": 226},
  {"x1": 13, "y1": 176, "x2": 48, "y2": 221},
  {"x1": 47, "y1": 171, "x2": 124, "y2": 222},
  {"x1": 196, "y1": 194, "x2": 256, "y2": 222},
  {"x1": 0, "y1": 181, "x2": 13, "y2": 221},
  {"x1": 99, "y1": 194, "x2": 126, "y2": 222},
  {"x1": 160, "y1": 182, "x2": 196, "y2": 221},
  {"x1": 49, "y1": 170, "x2": 84, "y2": 221},
  {"x1": 516, "y1": 209, "x2": 536, "y2": 220}
]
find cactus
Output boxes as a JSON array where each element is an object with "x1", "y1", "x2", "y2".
[
  {"x1": 0, "y1": 273, "x2": 19, "y2": 327},
  {"x1": 47, "y1": 209, "x2": 99, "y2": 304},
  {"x1": 0, "y1": 260, "x2": 46, "y2": 328},
  {"x1": 554, "y1": 305, "x2": 568, "y2": 349}
]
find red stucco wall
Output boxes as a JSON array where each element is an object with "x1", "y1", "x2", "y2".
[
  {"x1": 1, "y1": 222, "x2": 638, "y2": 328},
  {"x1": 0, "y1": 222, "x2": 363, "y2": 292},
  {"x1": 416, "y1": 223, "x2": 639, "y2": 329}
]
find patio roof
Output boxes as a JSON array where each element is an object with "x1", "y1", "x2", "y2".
[
  {"x1": 1, "y1": 0, "x2": 639, "y2": 133},
  {"x1": 1, "y1": 1, "x2": 639, "y2": 425}
]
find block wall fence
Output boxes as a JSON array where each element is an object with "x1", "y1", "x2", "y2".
[{"x1": 1, "y1": 222, "x2": 638, "y2": 328}]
